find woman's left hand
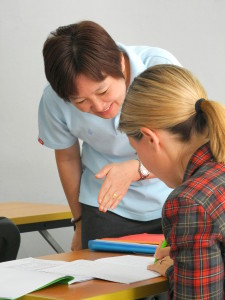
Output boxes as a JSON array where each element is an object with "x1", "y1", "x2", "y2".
[
  {"x1": 147, "y1": 256, "x2": 174, "y2": 277},
  {"x1": 95, "y1": 160, "x2": 141, "y2": 212}
]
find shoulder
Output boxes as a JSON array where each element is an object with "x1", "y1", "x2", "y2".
[
  {"x1": 165, "y1": 162, "x2": 225, "y2": 219},
  {"x1": 117, "y1": 42, "x2": 181, "y2": 66},
  {"x1": 39, "y1": 83, "x2": 76, "y2": 116},
  {"x1": 139, "y1": 46, "x2": 181, "y2": 66},
  {"x1": 41, "y1": 84, "x2": 64, "y2": 107}
]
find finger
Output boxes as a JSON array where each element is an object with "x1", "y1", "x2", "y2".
[
  {"x1": 99, "y1": 191, "x2": 113, "y2": 212},
  {"x1": 147, "y1": 264, "x2": 154, "y2": 271},
  {"x1": 99, "y1": 200, "x2": 113, "y2": 212},
  {"x1": 147, "y1": 263, "x2": 158, "y2": 272},
  {"x1": 110, "y1": 197, "x2": 123, "y2": 210},
  {"x1": 99, "y1": 192, "x2": 119, "y2": 212},
  {"x1": 95, "y1": 165, "x2": 112, "y2": 179},
  {"x1": 154, "y1": 240, "x2": 164, "y2": 257},
  {"x1": 147, "y1": 260, "x2": 167, "y2": 276},
  {"x1": 156, "y1": 247, "x2": 170, "y2": 259},
  {"x1": 97, "y1": 178, "x2": 111, "y2": 204},
  {"x1": 154, "y1": 240, "x2": 170, "y2": 260},
  {"x1": 154, "y1": 248, "x2": 170, "y2": 260}
]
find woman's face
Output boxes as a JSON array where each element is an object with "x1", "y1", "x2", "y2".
[
  {"x1": 69, "y1": 74, "x2": 127, "y2": 119},
  {"x1": 128, "y1": 132, "x2": 178, "y2": 188}
]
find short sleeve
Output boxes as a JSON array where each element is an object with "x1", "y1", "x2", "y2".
[
  {"x1": 141, "y1": 47, "x2": 182, "y2": 68},
  {"x1": 38, "y1": 85, "x2": 77, "y2": 149}
]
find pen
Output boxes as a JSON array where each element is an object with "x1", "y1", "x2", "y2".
[{"x1": 154, "y1": 239, "x2": 167, "y2": 263}]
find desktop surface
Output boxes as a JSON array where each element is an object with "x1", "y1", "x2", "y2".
[
  {"x1": 22, "y1": 250, "x2": 168, "y2": 300},
  {"x1": 0, "y1": 201, "x2": 72, "y2": 225}
]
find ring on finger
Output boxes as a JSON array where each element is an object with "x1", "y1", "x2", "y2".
[
  {"x1": 112, "y1": 193, "x2": 118, "y2": 199},
  {"x1": 159, "y1": 258, "x2": 166, "y2": 264}
]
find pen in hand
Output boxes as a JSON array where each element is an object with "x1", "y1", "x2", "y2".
[{"x1": 154, "y1": 240, "x2": 167, "y2": 263}]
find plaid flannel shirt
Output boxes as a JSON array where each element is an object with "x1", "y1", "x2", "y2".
[{"x1": 163, "y1": 143, "x2": 225, "y2": 300}]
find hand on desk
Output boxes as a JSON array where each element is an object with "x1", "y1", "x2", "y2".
[
  {"x1": 148, "y1": 241, "x2": 173, "y2": 277},
  {"x1": 148, "y1": 255, "x2": 173, "y2": 277},
  {"x1": 96, "y1": 160, "x2": 141, "y2": 212}
]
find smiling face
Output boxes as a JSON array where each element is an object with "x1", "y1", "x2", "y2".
[{"x1": 69, "y1": 74, "x2": 127, "y2": 119}]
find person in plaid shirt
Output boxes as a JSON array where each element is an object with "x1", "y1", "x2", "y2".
[{"x1": 119, "y1": 64, "x2": 225, "y2": 299}]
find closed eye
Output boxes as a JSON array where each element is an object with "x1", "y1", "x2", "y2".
[
  {"x1": 99, "y1": 89, "x2": 108, "y2": 95},
  {"x1": 71, "y1": 98, "x2": 86, "y2": 105}
]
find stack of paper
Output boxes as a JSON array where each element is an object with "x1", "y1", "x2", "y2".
[{"x1": 0, "y1": 255, "x2": 159, "y2": 299}]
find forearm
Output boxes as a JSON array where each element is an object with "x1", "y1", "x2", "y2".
[
  {"x1": 55, "y1": 142, "x2": 82, "y2": 219},
  {"x1": 130, "y1": 159, "x2": 141, "y2": 181},
  {"x1": 58, "y1": 162, "x2": 82, "y2": 219}
]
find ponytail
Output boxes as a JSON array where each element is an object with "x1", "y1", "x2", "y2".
[{"x1": 201, "y1": 100, "x2": 225, "y2": 163}]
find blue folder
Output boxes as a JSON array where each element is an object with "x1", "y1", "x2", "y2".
[{"x1": 88, "y1": 239, "x2": 157, "y2": 254}]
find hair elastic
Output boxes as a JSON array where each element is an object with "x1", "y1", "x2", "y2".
[{"x1": 195, "y1": 98, "x2": 205, "y2": 114}]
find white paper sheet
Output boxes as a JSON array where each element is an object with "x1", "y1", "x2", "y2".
[
  {"x1": 0, "y1": 257, "x2": 93, "y2": 299},
  {"x1": 97, "y1": 254, "x2": 155, "y2": 268},
  {"x1": 1, "y1": 257, "x2": 65, "y2": 270},
  {"x1": 1, "y1": 257, "x2": 93, "y2": 283},
  {"x1": 44, "y1": 259, "x2": 94, "y2": 284},
  {"x1": 0, "y1": 266, "x2": 72, "y2": 299},
  {"x1": 0, "y1": 255, "x2": 159, "y2": 299},
  {"x1": 53, "y1": 255, "x2": 159, "y2": 284}
]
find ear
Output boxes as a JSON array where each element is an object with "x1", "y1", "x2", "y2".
[{"x1": 140, "y1": 127, "x2": 160, "y2": 151}]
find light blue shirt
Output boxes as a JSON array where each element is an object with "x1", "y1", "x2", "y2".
[{"x1": 38, "y1": 43, "x2": 181, "y2": 221}]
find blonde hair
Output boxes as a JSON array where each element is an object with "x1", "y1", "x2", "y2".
[{"x1": 119, "y1": 65, "x2": 225, "y2": 163}]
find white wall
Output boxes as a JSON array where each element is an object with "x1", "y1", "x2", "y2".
[{"x1": 1, "y1": 0, "x2": 225, "y2": 258}]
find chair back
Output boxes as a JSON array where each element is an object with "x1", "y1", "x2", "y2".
[{"x1": 0, "y1": 217, "x2": 21, "y2": 262}]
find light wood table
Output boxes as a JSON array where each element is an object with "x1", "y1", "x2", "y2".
[
  {"x1": 22, "y1": 249, "x2": 169, "y2": 300},
  {"x1": 0, "y1": 201, "x2": 73, "y2": 253}
]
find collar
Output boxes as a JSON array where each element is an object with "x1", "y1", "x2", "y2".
[
  {"x1": 116, "y1": 42, "x2": 146, "y2": 86},
  {"x1": 113, "y1": 43, "x2": 146, "y2": 133},
  {"x1": 183, "y1": 143, "x2": 214, "y2": 182}
]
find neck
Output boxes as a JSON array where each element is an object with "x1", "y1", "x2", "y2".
[{"x1": 175, "y1": 135, "x2": 209, "y2": 185}]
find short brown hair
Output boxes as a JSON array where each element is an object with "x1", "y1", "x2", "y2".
[{"x1": 43, "y1": 20, "x2": 124, "y2": 101}]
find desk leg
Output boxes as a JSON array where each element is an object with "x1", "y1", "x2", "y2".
[{"x1": 39, "y1": 230, "x2": 65, "y2": 253}]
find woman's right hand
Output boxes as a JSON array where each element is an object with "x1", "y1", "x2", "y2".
[
  {"x1": 154, "y1": 240, "x2": 171, "y2": 261},
  {"x1": 71, "y1": 222, "x2": 82, "y2": 251}
]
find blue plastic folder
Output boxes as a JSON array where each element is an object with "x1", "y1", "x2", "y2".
[{"x1": 88, "y1": 239, "x2": 157, "y2": 254}]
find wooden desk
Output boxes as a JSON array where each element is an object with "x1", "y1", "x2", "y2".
[
  {"x1": 22, "y1": 250, "x2": 168, "y2": 300},
  {"x1": 0, "y1": 202, "x2": 73, "y2": 253}
]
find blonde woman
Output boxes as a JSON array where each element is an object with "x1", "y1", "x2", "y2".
[{"x1": 119, "y1": 64, "x2": 225, "y2": 300}]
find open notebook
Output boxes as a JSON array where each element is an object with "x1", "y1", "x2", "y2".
[{"x1": 0, "y1": 255, "x2": 159, "y2": 299}]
